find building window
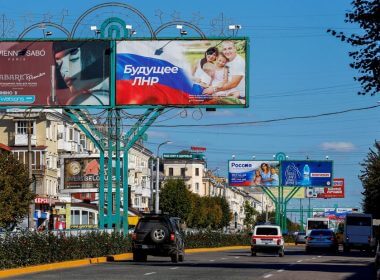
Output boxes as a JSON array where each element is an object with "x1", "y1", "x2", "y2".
[
  {"x1": 195, "y1": 168, "x2": 199, "y2": 176},
  {"x1": 169, "y1": 168, "x2": 174, "y2": 176},
  {"x1": 80, "y1": 134, "x2": 86, "y2": 150},
  {"x1": 142, "y1": 197, "x2": 146, "y2": 204},
  {"x1": 181, "y1": 168, "x2": 186, "y2": 177},
  {"x1": 71, "y1": 210, "x2": 80, "y2": 225},
  {"x1": 195, "y1": 183, "x2": 199, "y2": 192},
  {"x1": 16, "y1": 121, "x2": 34, "y2": 135},
  {"x1": 69, "y1": 128, "x2": 74, "y2": 141}
]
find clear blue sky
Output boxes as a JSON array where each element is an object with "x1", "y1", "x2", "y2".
[{"x1": 1, "y1": 0, "x2": 379, "y2": 212}]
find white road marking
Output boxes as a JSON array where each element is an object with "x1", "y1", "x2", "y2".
[
  {"x1": 170, "y1": 267, "x2": 179, "y2": 270},
  {"x1": 210, "y1": 259, "x2": 215, "y2": 262},
  {"x1": 263, "y1": 274, "x2": 273, "y2": 278},
  {"x1": 312, "y1": 257, "x2": 316, "y2": 260},
  {"x1": 221, "y1": 258, "x2": 227, "y2": 260},
  {"x1": 144, "y1": 272, "x2": 156, "y2": 276},
  {"x1": 277, "y1": 269, "x2": 284, "y2": 272},
  {"x1": 318, "y1": 256, "x2": 322, "y2": 258},
  {"x1": 297, "y1": 260, "x2": 303, "y2": 263},
  {"x1": 235, "y1": 256, "x2": 240, "y2": 259}
]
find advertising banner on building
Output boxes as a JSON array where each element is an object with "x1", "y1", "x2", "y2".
[
  {"x1": 228, "y1": 160, "x2": 280, "y2": 187},
  {"x1": 64, "y1": 158, "x2": 101, "y2": 190},
  {"x1": 280, "y1": 160, "x2": 333, "y2": 187},
  {"x1": 0, "y1": 41, "x2": 110, "y2": 107},
  {"x1": 316, "y1": 178, "x2": 345, "y2": 198},
  {"x1": 313, "y1": 207, "x2": 354, "y2": 220},
  {"x1": 116, "y1": 39, "x2": 247, "y2": 107},
  {"x1": 272, "y1": 187, "x2": 305, "y2": 199}
]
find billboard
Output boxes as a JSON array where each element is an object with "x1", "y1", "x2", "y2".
[
  {"x1": 64, "y1": 158, "x2": 101, "y2": 190},
  {"x1": 116, "y1": 39, "x2": 247, "y2": 107},
  {"x1": 0, "y1": 41, "x2": 110, "y2": 107},
  {"x1": 228, "y1": 160, "x2": 280, "y2": 187},
  {"x1": 281, "y1": 160, "x2": 333, "y2": 187},
  {"x1": 316, "y1": 178, "x2": 345, "y2": 198}
]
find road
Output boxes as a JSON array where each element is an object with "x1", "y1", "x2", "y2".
[{"x1": 7, "y1": 247, "x2": 375, "y2": 280}]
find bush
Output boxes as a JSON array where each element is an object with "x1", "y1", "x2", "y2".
[
  {"x1": 0, "y1": 231, "x2": 131, "y2": 270},
  {"x1": 0, "y1": 230, "x2": 249, "y2": 270}
]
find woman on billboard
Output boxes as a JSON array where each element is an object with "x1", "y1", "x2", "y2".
[{"x1": 51, "y1": 41, "x2": 110, "y2": 106}]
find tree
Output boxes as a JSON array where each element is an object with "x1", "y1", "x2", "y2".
[
  {"x1": 159, "y1": 179, "x2": 192, "y2": 221},
  {"x1": 359, "y1": 141, "x2": 380, "y2": 218},
  {"x1": 0, "y1": 151, "x2": 34, "y2": 230},
  {"x1": 327, "y1": 0, "x2": 380, "y2": 96},
  {"x1": 243, "y1": 201, "x2": 258, "y2": 230}
]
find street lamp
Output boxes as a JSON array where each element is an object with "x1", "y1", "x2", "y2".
[{"x1": 155, "y1": 141, "x2": 172, "y2": 214}]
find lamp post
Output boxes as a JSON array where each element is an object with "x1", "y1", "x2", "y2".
[{"x1": 155, "y1": 141, "x2": 172, "y2": 214}]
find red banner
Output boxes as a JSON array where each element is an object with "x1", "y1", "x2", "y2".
[{"x1": 317, "y1": 178, "x2": 345, "y2": 198}]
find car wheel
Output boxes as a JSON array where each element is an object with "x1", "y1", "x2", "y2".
[
  {"x1": 295, "y1": 242, "x2": 298, "y2": 246},
  {"x1": 279, "y1": 248, "x2": 285, "y2": 257},
  {"x1": 178, "y1": 253, "x2": 184, "y2": 262},
  {"x1": 171, "y1": 251, "x2": 179, "y2": 263},
  {"x1": 343, "y1": 245, "x2": 350, "y2": 253},
  {"x1": 150, "y1": 225, "x2": 169, "y2": 244},
  {"x1": 306, "y1": 247, "x2": 311, "y2": 254},
  {"x1": 251, "y1": 251, "x2": 256, "y2": 256}
]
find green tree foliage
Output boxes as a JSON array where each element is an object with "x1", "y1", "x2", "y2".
[
  {"x1": 159, "y1": 179, "x2": 192, "y2": 220},
  {"x1": 160, "y1": 179, "x2": 231, "y2": 229},
  {"x1": 328, "y1": 0, "x2": 380, "y2": 96},
  {"x1": 0, "y1": 152, "x2": 34, "y2": 230},
  {"x1": 243, "y1": 201, "x2": 259, "y2": 229},
  {"x1": 359, "y1": 141, "x2": 380, "y2": 218}
]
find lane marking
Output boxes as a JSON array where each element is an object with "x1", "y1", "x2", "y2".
[
  {"x1": 312, "y1": 257, "x2": 316, "y2": 260},
  {"x1": 170, "y1": 267, "x2": 179, "y2": 270},
  {"x1": 297, "y1": 260, "x2": 303, "y2": 263},
  {"x1": 277, "y1": 269, "x2": 284, "y2": 273},
  {"x1": 235, "y1": 256, "x2": 240, "y2": 259},
  {"x1": 317, "y1": 256, "x2": 322, "y2": 258},
  {"x1": 210, "y1": 259, "x2": 215, "y2": 262},
  {"x1": 263, "y1": 274, "x2": 273, "y2": 278},
  {"x1": 144, "y1": 272, "x2": 156, "y2": 276},
  {"x1": 221, "y1": 258, "x2": 227, "y2": 260}
]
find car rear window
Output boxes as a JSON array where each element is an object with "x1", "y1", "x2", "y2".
[
  {"x1": 256, "y1": 227, "x2": 278, "y2": 235},
  {"x1": 310, "y1": 230, "x2": 333, "y2": 236},
  {"x1": 136, "y1": 219, "x2": 165, "y2": 231}
]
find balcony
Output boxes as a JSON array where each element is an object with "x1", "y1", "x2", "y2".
[
  {"x1": 14, "y1": 134, "x2": 36, "y2": 146},
  {"x1": 57, "y1": 139, "x2": 72, "y2": 152},
  {"x1": 32, "y1": 165, "x2": 46, "y2": 177}
]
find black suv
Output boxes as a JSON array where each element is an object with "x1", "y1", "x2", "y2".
[{"x1": 132, "y1": 214, "x2": 185, "y2": 263}]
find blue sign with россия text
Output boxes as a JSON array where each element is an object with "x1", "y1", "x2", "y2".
[{"x1": 280, "y1": 160, "x2": 333, "y2": 187}]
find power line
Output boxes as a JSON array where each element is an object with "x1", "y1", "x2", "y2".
[{"x1": 150, "y1": 104, "x2": 380, "y2": 128}]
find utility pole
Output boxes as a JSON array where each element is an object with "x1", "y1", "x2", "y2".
[
  {"x1": 149, "y1": 157, "x2": 154, "y2": 212},
  {"x1": 27, "y1": 120, "x2": 35, "y2": 230}
]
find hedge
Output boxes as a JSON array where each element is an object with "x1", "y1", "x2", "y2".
[{"x1": 0, "y1": 230, "x2": 251, "y2": 270}]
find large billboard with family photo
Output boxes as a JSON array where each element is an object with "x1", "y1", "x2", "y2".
[
  {"x1": 116, "y1": 39, "x2": 247, "y2": 107},
  {"x1": 0, "y1": 41, "x2": 110, "y2": 107},
  {"x1": 228, "y1": 160, "x2": 280, "y2": 187}
]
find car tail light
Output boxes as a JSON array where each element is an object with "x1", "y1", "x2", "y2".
[
  {"x1": 277, "y1": 239, "x2": 281, "y2": 245},
  {"x1": 170, "y1": 233, "x2": 175, "y2": 241},
  {"x1": 330, "y1": 237, "x2": 335, "y2": 241},
  {"x1": 368, "y1": 236, "x2": 371, "y2": 243},
  {"x1": 252, "y1": 238, "x2": 256, "y2": 245},
  {"x1": 307, "y1": 237, "x2": 313, "y2": 241},
  {"x1": 132, "y1": 233, "x2": 137, "y2": 240}
]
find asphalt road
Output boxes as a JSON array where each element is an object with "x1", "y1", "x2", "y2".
[{"x1": 7, "y1": 247, "x2": 376, "y2": 280}]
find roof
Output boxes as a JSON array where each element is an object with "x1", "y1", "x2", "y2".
[{"x1": 0, "y1": 143, "x2": 12, "y2": 152}]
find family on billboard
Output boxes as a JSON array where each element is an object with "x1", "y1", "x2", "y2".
[
  {"x1": 228, "y1": 161, "x2": 280, "y2": 187},
  {"x1": 115, "y1": 39, "x2": 246, "y2": 106}
]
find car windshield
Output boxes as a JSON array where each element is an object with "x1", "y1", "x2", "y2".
[
  {"x1": 310, "y1": 230, "x2": 333, "y2": 236},
  {"x1": 256, "y1": 227, "x2": 278, "y2": 235}
]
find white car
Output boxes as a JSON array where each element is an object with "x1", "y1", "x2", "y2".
[{"x1": 251, "y1": 224, "x2": 285, "y2": 257}]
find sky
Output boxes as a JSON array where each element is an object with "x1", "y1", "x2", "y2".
[{"x1": 1, "y1": 0, "x2": 379, "y2": 215}]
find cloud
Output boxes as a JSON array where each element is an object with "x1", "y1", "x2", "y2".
[{"x1": 321, "y1": 142, "x2": 355, "y2": 152}]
